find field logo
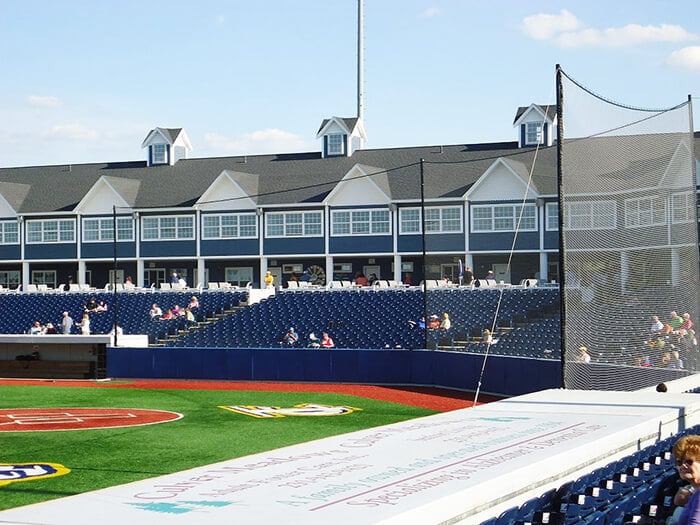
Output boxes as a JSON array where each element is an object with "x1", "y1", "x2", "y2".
[
  {"x1": 0, "y1": 408, "x2": 183, "y2": 432},
  {"x1": 128, "y1": 500, "x2": 233, "y2": 515},
  {"x1": 220, "y1": 403, "x2": 361, "y2": 418},
  {"x1": 0, "y1": 463, "x2": 70, "y2": 486}
]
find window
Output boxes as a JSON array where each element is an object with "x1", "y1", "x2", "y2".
[
  {"x1": 0, "y1": 221, "x2": 19, "y2": 244},
  {"x1": 564, "y1": 201, "x2": 616, "y2": 230},
  {"x1": 331, "y1": 209, "x2": 390, "y2": 236},
  {"x1": 26, "y1": 219, "x2": 75, "y2": 243},
  {"x1": 202, "y1": 213, "x2": 257, "y2": 239},
  {"x1": 225, "y1": 267, "x2": 253, "y2": 287},
  {"x1": 398, "y1": 206, "x2": 462, "y2": 234},
  {"x1": 142, "y1": 215, "x2": 194, "y2": 240},
  {"x1": 399, "y1": 208, "x2": 421, "y2": 234},
  {"x1": 82, "y1": 217, "x2": 134, "y2": 242},
  {"x1": 327, "y1": 134, "x2": 344, "y2": 156},
  {"x1": 672, "y1": 192, "x2": 694, "y2": 224},
  {"x1": 545, "y1": 203, "x2": 559, "y2": 231},
  {"x1": 525, "y1": 122, "x2": 543, "y2": 145},
  {"x1": 625, "y1": 196, "x2": 665, "y2": 228},
  {"x1": 32, "y1": 270, "x2": 57, "y2": 287},
  {"x1": 265, "y1": 211, "x2": 322, "y2": 238},
  {"x1": 471, "y1": 204, "x2": 536, "y2": 232},
  {"x1": 0, "y1": 270, "x2": 19, "y2": 288},
  {"x1": 152, "y1": 144, "x2": 167, "y2": 164}
]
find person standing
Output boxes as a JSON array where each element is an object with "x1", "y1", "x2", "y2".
[
  {"x1": 77, "y1": 314, "x2": 90, "y2": 335},
  {"x1": 61, "y1": 311, "x2": 73, "y2": 335},
  {"x1": 264, "y1": 270, "x2": 274, "y2": 289}
]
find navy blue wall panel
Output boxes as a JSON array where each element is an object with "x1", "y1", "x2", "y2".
[
  {"x1": 25, "y1": 244, "x2": 76, "y2": 259},
  {"x1": 329, "y1": 236, "x2": 392, "y2": 254},
  {"x1": 82, "y1": 242, "x2": 136, "y2": 258},
  {"x1": 263, "y1": 237, "x2": 325, "y2": 255},
  {"x1": 201, "y1": 239, "x2": 259, "y2": 257},
  {"x1": 107, "y1": 347, "x2": 560, "y2": 396},
  {"x1": 140, "y1": 240, "x2": 196, "y2": 257},
  {"x1": 0, "y1": 245, "x2": 20, "y2": 260}
]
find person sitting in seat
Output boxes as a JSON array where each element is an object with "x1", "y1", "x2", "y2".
[
  {"x1": 354, "y1": 272, "x2": 368, "y2": 287},
  {"x1": 282, "y1": 327, "x2": 298, "y2": 345},
  {"x1": 427, "y1": 315, "x2": 440, "y2": 330},
  {"x1": 307, "y1": 333, "x2": 321, "y2": 348},
  {"x1": 188, "y1": 296, "x2": 200, "y2": 310},
  {"x1": 161, "y1": 309, "x2": 175, "y2": 320},
  {"x1": 320, "y1": 332, "x2": 335, "y2": 348},
  {"x1": 651, "y1": 315, "x2": 665, "y2": 335},
  {"x1": 149, "y1": 303, "x2": 163, "y2": 318},
  {"x1": 440, "y1": 313, "x2": 451, "y2": 331},
  {"x1": 84, "y1": 298, "x2": 98, "y2": 312},
  {"x1": 28, "y1": 321, "x2": 43, "y2": 335}
]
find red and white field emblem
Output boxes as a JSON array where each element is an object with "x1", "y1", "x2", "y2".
[{"x1": 0, "y1": 408, "x2": 183, "y2": 432}]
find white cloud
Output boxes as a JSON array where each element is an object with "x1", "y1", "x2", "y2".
[
  {"x1": 204, "y1": 128, "x2": 308, "y2": 155},
  {"x1": 26, "y1": 95, "x2": 62, "y2": 108},
  {"x1": 45, "y1": 124, "x2": 99, "y2": 141},
  {"x1": 523, "y1": 10, "x2": 697, "y2": 48},
  {"x1": 215, "y1": 15, "x2": 225, "y2": 25},
  {"x1": 667, "y1": 46, "x2": 700, "y2": 71},
  {"x1": 421, "y1": 8, "x2": 441, "y2": 18},
  {"x1": 557, "y1": 24, "x2": 697, "y2": 48},
  {"x1": 522, "y1": 9, "x2": 583, "y2": 41}
]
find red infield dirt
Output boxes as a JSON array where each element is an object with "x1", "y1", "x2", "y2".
[{"x1": 0, "y1": 379, "x2": 504, "y2": 412}]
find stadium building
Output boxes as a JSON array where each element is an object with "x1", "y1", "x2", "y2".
[{"x1": 0, "y1": 106, "x2": 564, "y2": 291}]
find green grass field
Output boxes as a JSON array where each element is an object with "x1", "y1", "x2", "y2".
[{"x1": 0, "y1": 385, "x2": 437, "y2": 511}]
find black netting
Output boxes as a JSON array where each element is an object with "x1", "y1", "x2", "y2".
[{"x1": 559, "y1": 68, "x2": 699, "y2": 390}]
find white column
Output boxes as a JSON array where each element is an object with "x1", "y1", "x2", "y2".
[
  {"x1": 394, "y1": 254, "x2": 402, "y2": 282},
  {"x1": 325, "y1": 255, "x2": 333, "y2": 284},
  {"x1": 539, "y1": 252, "x2": 549, "y2": 283},
  {"x1": 136, "y1": 259, "x2": 145, "y2": 288},
  {"x1": 260, "y1": 258, "x2": 268, "y2": 289},
  {"x1": 620, "y1": 251, "x2": 629, "y2": 295},
  {"x1": 671, "y1": 248, "x2": 680, "y2": 287},
  {"x1": 22, "y1": 261, "x2": 29, "y2": 291},
  {"x1": 197, "y1": 259, "x2": 206, "y2": 288},
  {"x1": 78, "y1": 260, "x2": 86, "y2": 286}
]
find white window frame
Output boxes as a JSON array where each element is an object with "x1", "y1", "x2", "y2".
[
  {"x1": 82, "y1": 217, "x2": 134, "y2": 243},
  {"x1": 26, "y1": 219, "x2": 75, "y2": 244},
  {"x1": 672, "y1": 192, "x2": 695, "y2": 224},
  {"x1": 202, "y1": 213, "x2": 257, "y2": 239},
  {"x1": 545, "y1": 202, "x2": 559, "y2": 231},
  {"x1": 31, "y1": 270, "x2": 57, "y2": 287},
  {"x1": 327, "y1": 134, "x2": 344, "y2": 156},
  {"x1": 225, "y1": 267, "x2": 253, "y2": 287},
  {"x1": 265, "y1": 211, "x2": 323, "y2": 238},
  {"x1": 152, "y1": 143, "x2": 167, "y2": 164},
  {"x1": 141, "y1": 215, "x2": 194, "y2": 241},
  {"x1": 470, "y1": 204, "x2": 537, "y2": 232},
  {"x1": 624, "y1": 196, "x2": 666, "y2": 228},
  {"x1": 0, "y1": 220, "x2": 19, "y2": 245},
  {"x1": 0, "y1": 270, "x2": 20, "y2": 288},
  {"x1": 525, "y1": 122, "x2": 543, "y2": 145},
  {"x1": 563, "y1": 200, "x2": 617, "y2": 230},
  {"x1": 331, "y1": 208, "x2": 391, "y2": 236},
  {"x1": 398, "y1": 206, "x2": 463, "y2": 234}
]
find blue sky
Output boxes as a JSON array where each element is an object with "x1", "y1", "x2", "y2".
[{"x1": 1, "y1": 0, "x2": 700, "y2": 168}]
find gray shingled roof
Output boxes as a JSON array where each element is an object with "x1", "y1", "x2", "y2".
[{"x1": 0, "y1": 133, "x2": 696, "y2": 215}]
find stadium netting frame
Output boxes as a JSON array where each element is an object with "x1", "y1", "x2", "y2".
[{"x1": 557, "y1": 65, "x2": 699, "y2": 390}]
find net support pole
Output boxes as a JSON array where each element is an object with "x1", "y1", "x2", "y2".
[
  {"x1": 420, "y1": 158, "x2": 428, "y2": 350},
  {"x1": 555, "y1": 64, "x2": 567, "y2": 389},
  {"x1": 112, "y1": 205, "x2": 119, "y2": 347}
]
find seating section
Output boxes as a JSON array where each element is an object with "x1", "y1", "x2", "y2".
[
  {"x1": 166, "y1": 287, "x2": 560, "y2": 355},
  {"x1": 0, "y1": 290, "x2": 246, "y2": 344},
  {"x1": 478, "y1": 425, "x2": 699, "y2": 525},
  {"x1": 0, "y1": 286, "x2": 560, "y2": 355}
]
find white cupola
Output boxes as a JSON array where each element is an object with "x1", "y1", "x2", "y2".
[
  {"x1": 316, "y1": 117, "x2": 367, "y2": 158},
  {"x1": 512, "y1": 104, "x2": 557, "y2": 148},
  {"x1": 141, "y1": 127, "x2": 192, "y2": 167}
]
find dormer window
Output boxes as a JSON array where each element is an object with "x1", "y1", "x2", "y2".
[
  {"x1": 327, "y1": 134, "x2": 344, "y2": 156},
  {"x1": 525, "y1": 122, "x2": 543, "y2": 145},
  {"x1": 152, "y1": 144, "x2": 168, "y2": 165}
]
